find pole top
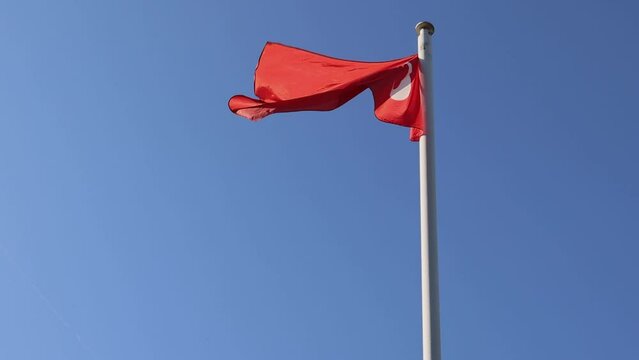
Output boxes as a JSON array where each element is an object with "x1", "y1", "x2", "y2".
[{"x1": 415, "y1": 21, "x2": 435, "y2": 35}]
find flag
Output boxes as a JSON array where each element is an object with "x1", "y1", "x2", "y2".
[{"x1": 228, "y1": 42, "x2": 426, "y2": 140}]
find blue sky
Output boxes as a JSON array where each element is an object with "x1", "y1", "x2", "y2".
[{"x1": 1, "y1": 0, "x2": 638, "y2": 359}]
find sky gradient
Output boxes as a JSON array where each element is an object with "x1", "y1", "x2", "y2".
[{"x1": 1, "y1": 0, "x2": 638, "y2": 359}]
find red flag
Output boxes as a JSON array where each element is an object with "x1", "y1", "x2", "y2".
[{"x1": 228, "y1": 42, "x2": 426, "y2": 141}]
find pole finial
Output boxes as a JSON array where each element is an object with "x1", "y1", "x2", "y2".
[{"x1": 415, "y1": 21, "x2": 435, "y2": 35}]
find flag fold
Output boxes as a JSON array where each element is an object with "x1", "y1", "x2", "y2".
[{"x1": 229, "y1": 42, "x2": 426, "y2": 140}]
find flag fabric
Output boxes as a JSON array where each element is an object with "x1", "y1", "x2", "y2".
[{"x1": 228, "y1": 42, "x2": 426, "y2": 140}]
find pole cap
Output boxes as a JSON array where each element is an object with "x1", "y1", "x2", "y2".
[{"x1": 415, "y1": 21, "x2": 435, "y2": 35}]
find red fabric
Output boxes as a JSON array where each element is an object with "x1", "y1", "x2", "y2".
[{"x1": 228, "y1": 42, "x2": 426, "y2": 141}]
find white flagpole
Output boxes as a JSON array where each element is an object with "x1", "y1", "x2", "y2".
[{"x1": 416, "y1": 21, "x2": 441, "y2": 360}]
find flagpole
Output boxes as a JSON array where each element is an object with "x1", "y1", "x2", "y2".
[{"x1": 416, "y1": 21, "x2": 441, "y2": 360}]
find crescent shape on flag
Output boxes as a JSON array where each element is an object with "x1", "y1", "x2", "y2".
[{"x1": 390, "y1": 62, "x2": 413, "y2": 101}]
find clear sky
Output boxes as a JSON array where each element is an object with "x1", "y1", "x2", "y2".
[{"x1": 1, "y1": 0, "x2": 638, "y2": 359}]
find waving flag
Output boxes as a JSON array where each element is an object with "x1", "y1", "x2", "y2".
[{"x1": 228, "y1": 42, "x2": 426, "y2": 140}]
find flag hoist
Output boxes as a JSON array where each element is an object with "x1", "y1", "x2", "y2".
[{"x1": 229, "y1": 21, "x2": 441, "y2": 360}]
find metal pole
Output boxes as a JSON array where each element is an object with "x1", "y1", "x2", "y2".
[{"x1": 416, "y1": 21, "x2": 441, "y2": 360}]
